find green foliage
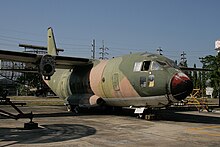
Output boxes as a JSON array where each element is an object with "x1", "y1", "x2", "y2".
[
  {"x1": 16, "y1": 73, "x2": 42, "y2": 88},
  {"x1": 190, "y1": 53, "x2": 220, "y2": 97},
  {"x1": 16, "y1": 73, "x2": 48, "y2": 96},
  {"x1": 202, "y1": 53, "x2": 220, "y2": 97},
  {"x1": 192, "y1": 64, "x2": 199, "y2": 89}
]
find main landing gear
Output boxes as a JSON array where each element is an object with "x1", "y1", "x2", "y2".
[{"x1": 135, "y1": 107, "x2": 157, "y2": 120}]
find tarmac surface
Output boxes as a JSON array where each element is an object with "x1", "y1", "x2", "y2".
[{"x1": 0, "y1": 105, "x2": 220, "y2": 147}]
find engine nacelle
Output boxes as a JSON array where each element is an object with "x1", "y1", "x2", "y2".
[{"x1": 40, "y1": 54, "x2": 56, "y2": 80}]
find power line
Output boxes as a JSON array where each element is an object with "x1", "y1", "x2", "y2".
[{"x1": 0, "y1": 34, "x2": 44, "y2": 43}]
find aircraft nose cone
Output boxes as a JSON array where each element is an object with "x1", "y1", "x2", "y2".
[{"x1": 171, "y1": 72, "x2": 193, "y2": 101}]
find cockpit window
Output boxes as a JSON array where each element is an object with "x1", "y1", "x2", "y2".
[
  {"x1": 133, "y1": 61, "x2": 151, "y2": 72},
  {"x1": 156, "y1": 60, "x2": 168, "y2": 67},
  {"x1": 133, "y1": 62, "x2": 142, "y2": 72},
  {"x1": 151, "y1": 61, "x2": 163, "y2": 70},
  {"x1": 141, "y1": 61, "x2": 151, "y2": 71}
]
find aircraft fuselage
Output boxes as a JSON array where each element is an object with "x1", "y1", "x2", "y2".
[{"x1": 45, "y1": 52, "x2": 193, "y2": 108}]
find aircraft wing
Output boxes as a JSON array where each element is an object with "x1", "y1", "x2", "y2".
[
  {"x1": 0, "y1": 49, "x2": 92, "y2": 70},
  {"x1": 55, "y1": 56, "x2": 92, "y2": 68},
  {"x1": 0, "y1": 68, "x2": 38, "y2": 73},
  {"x1": 0, "y1": 50, "x2": 39, "y2": 63}
]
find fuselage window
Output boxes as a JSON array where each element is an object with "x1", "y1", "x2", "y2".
[{"x1": 141, "y1": 61, "x2": 151, "y2": 71}]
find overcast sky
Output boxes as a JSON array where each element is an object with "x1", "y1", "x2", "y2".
[{"x1": 0, "y1": 0, "x2": 219, "y2": 67}]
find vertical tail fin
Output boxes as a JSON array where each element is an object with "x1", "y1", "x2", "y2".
[{"x1": 47, "y1": 27, "x2": 57, "y2": 55}]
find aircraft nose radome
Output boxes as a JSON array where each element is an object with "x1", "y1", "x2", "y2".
[{"x1": 171, "y1": 72, "x2": 193, "y2": 101}]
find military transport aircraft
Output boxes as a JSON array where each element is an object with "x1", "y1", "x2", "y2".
[{"x1": 0, "y1": 28, "x2": 194, "y2": 118}]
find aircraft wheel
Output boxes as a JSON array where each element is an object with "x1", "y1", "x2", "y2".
[
  {"x1": 142, "y1": 109, "x2": 157, "y2": 120},
  {"x1": 144, "y1": 114, "x2": 156, "y2": 120},
  {"x1": 66, "y1": 105, "x2": 79, "y2": 113},
  {"x1": 66, "y1": 105, "x2": 72, "y2": 112}
]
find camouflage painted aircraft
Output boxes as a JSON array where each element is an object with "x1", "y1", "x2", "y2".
[{"x1": 0, "y1": 28, "x2": 193, "y2": 117}]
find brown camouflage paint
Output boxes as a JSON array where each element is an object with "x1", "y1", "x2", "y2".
[
  {"x1": 89, "y1": 60, "x2": 108, "y2": 97},
  {"x1": 90, "y1": 56, "x2": 140, "y2": 99},
  {"x1": 119, "y1": 77, "x2": 140, "y2": 97}
]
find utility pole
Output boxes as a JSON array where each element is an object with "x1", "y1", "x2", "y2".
[
  {"x1": 156, "y1": 47, "x2": 163, "y2": 55},
  {"x1": 181, "y1": 51, "x2": 186, "y2": 63},
  {"x1": 179, "y1": 51, "x2": 187, "y2": 67},
  {"x1": 99, "y1": 40, "x2": 109, "y2": 60},
  {"x1": 91, "y1": 39, "x2": 95, "y2": 59},
  {"x1": 199, "y1": 57, "x2": 205, "y2": 98}
]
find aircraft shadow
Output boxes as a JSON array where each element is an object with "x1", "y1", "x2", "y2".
[
  {"x1": 0, "y1": 124, "x2": 96, "y2": 146},
  {"x1": 71, "y1": 108, "x2": 220, "y2": 125},
  {"x1": 3, "y1": 107, "x2": 219, "y2": 126},
  {"x1": 33, "y1": 112, "x2": 76, "y2": 118},
  {"x1": 155, "y1": 109, "x2": 220, "y2": 124},
  {"x1": 32, "y1": 107, "x2": 130, "y2": 118}
]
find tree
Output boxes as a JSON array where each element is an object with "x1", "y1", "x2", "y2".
[
  {"x1": 202, "y1": 53, "x2": 220, "y2": 97},
  {"x1": 16, "y1": 73, "x2": 50, "y2": 96},
  {"x1": 192, "y1": 64, "x2": 200, "y2": 89}
]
